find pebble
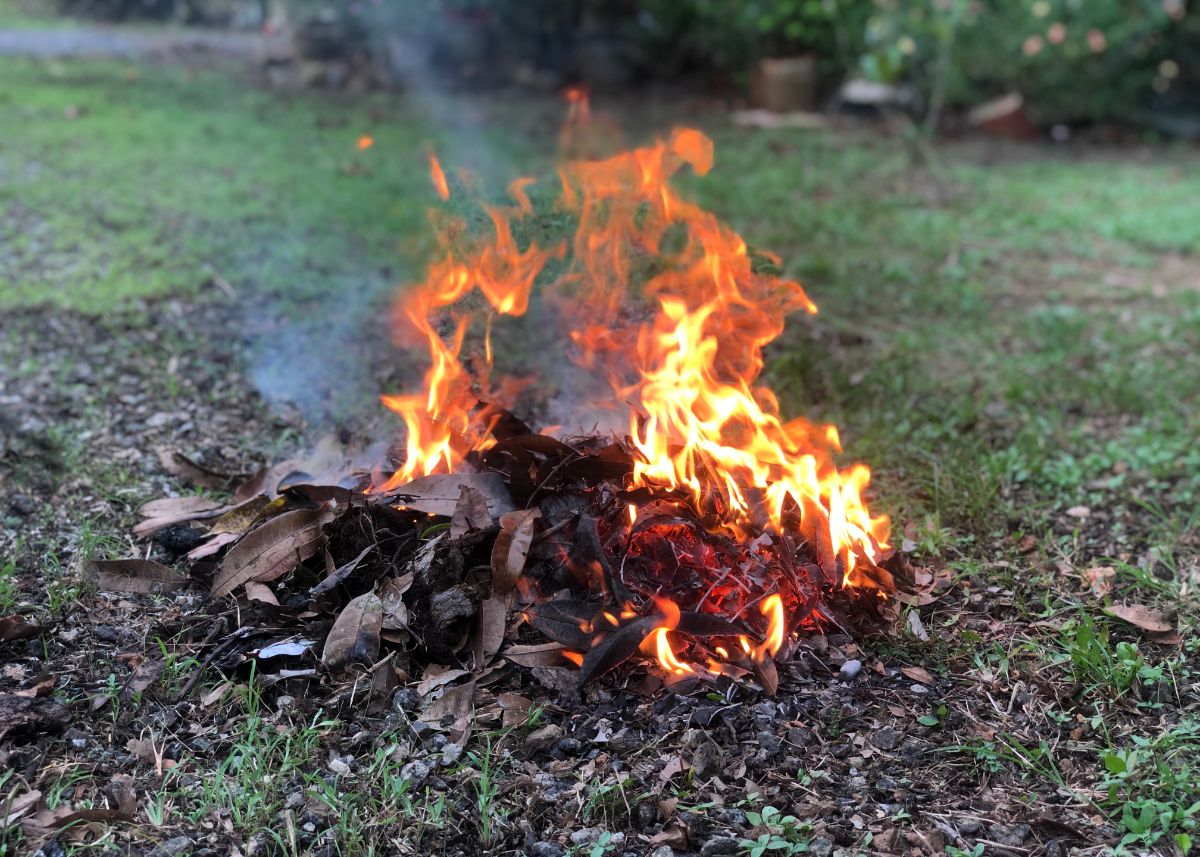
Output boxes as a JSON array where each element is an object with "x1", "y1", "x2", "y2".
[
  {"x1": 392, "y1": 688, "x2": 420, "y2": 713},
  {"x1": 569, "y1": 828, "x2": 603, "y2": 845},
  {"x1": 809, "y1": 836, "x2": 834, "y2": 857},
  {"x1": 145, "y1": 837, "x2": 193, "y2": 857},
  {"x1": 649, "y1": 847, "x2": 675, "y2": 857},
  {"x1": 869, "y1": 726, "x2": 904, "y2": 751},
  {"x1": 525, "y1": 723, "x2": 564, "y2": 755},
  {"x1": 399, "y1": 759, "x2": 431, "y2": 786},
  {"x1": 275, "y1": 695, "x2": 295, "y2": 713},
  {"x1": 529, "y1": 844, "x2": 564, "y2": 857},
  {"x1": 440, "y1": 743, "x2": 463, "y2": 766},
  {"x1": 700, "y1": 836, "x2": 740, "y2": 856},
  {"x1": 327, "y1": 757, "x2": 352, "y2": 777},
  {"x1": 839, "y1": 659, "x2": 862, "y2": 678},
  {"x1": 988, "y1": 823, "x2": 1031, "y2": 846}
]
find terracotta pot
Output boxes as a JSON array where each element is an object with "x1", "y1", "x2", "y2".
[{"x1": 749, "y1": 56, "x2": 818, "y2": 113}]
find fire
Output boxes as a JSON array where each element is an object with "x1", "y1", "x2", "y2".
[
  {"x1": 357, "y1": 135, "x2": 374, "y2": 151},
  {"x1": 377, "y1": 100, "x2": 891, "y2": 676},
  {"x1": 428, "y1": 153, "x2": 450, "y2": 201}
]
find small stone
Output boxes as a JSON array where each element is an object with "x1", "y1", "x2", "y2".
[
  {"x1": 1066, "y1": 505, "x2": 1091, "y2": 519},
  {"x1": 441, "y1": 743, "x2": 463, "y2": 766},
  {"x1": 8, "y1": 494, "x2": 36, "y2": 516},
  {"x1": 718, "y1": 807, "x2": 747, "y2": 827},
  {"x1": 839, "y1": 659, "x2": 862, "y2": 679},
  {"x1": 529, "y1": 843, "x2": 564, "y2": 857},
  {"x1": 556, "y1": 737, "x2": 582, "y2": 756},
  {"x1": 870, "y1": 727, "x2": 904, "y2": 751},
  {"x1": 756, "y1": 730, "x2": 783, "y2": 757},
  {"x1": 988, "y1": 823, "x2": 1031, "y2": 847},
  {"x1": 525, "y1": 724, "x2": 564, "y2": 755},
  {"x1": 650, "y1": 848, "x2": 675, "y2": 857},
  {"x1": 956, "y1": 818, "x2": 982, "y2": 835},
  {"x1": 328, "y1": 757, "x2": 352, "y2": 777},
  {"x1": 285, "y1": 792, "x2": 306, "y2": 810},
  {"x1": 570, "y1": 828, "x2": 602, "y2": 845},
  {"x1": 700, "y1": 836, "x2": 740, "y2": 856},
  {"x1": 392, "y1": 688, "x2": 420, "y2": 713},
  {"x1": 400, "y1": 759, "x2": 431, "y2": 786},
  {"x1": 276, "y1": 695, "x2": 295, "y2": 713},
  {"x1": 636, "y1": 801, "x2": 659, "y2": 830},
  {"x1": 146, "y1": 836, "x2": 194, "y2": 857},
  {"x1": 786, "y1": 726, "x2": 815, "y2": 747},
  {"x1": 809, "y1": 835, "x2": 834, "y2": 857}
]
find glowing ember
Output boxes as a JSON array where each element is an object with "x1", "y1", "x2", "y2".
[
  {"x1": 428, "y1": 153, "x2": 450, "y2": 201},
  {"x1": 357, "y1": 135, "x2": 374, "y2": 151},
  {"x1": 376, "y1": 99, "x2": 893, "y2": 680}
]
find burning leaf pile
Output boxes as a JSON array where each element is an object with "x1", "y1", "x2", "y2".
[{"x1": 129, "y1": 101, "x2": 915, "y2": 697}]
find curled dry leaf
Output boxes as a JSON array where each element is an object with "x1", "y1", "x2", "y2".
[
  {"x1": 322, "y1": 591, "x2": 383, "y2": 672},
  {"x1": 1, "y1": 790, "x2": 40, "y2": 826},
  {"x1": 378, "y1": 573, "x2": 413, "y2": 631},
  {"x1": 21, "y1": 805, "x2": 133, "y2": 845},
  {"x1": 1083, "y1": 565, "x2": 1115, "y2": 598},
  {"x1": 244, "y1": 581, "x2": 279, "y2": 606},
  {"x1": 121, "y1": 656, "x2": 165, "y2": 701},
  {"x1": 188, "y1": 532, "x2": 239, "y2": 560},
  {"x1": 490, "y1": 508, "x2": 541, "y2": 595},
  {"x1": 450, "y1": 484, "x2": 495, "y2": 537},
  {"x1": 211, "y1": 504, "x2": 337, "y2": 598},
  {"x1": 134, "y1": 496, "x2": 228, "y2": 537},
  {"x1": 501, "y1": 641, "x2": 570, "y2": 668},
  {"x1": 418, "y1": 679, "x2": 476, "y2": 746},
  {"x1": 87, "y1": 559, "x2": 187, "y2": 594},
  {"x1": 473, "y1": 592, "x2": 510, "y2": 671},
  {"x1": 0, "y1": 614, "x2": 43, "y2": 643},
  {"x1": 1106, "y1": 603, "x2": 1174, "y2": 634},
  {"x1": 155, "y1": 446, "x2": 232, "y2": 489},
  {"x1": 208, "y1": 495, "x2": 273, "y2": 535}
]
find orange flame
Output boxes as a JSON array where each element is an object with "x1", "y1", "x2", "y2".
[
  {"x1": 753, "y1": 594, "x2": 785, "y2": 661},
  {"x1": 429, "y1": 153, "x2": 450, "y2": 201},
  {"x1": 378, "y1": 119, "x2": 889, "y2": 587},
  {"x1": 357, "y1": 135, "x2": 374, "y2": 151}
]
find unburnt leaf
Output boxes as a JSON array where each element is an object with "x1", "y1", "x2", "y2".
[
  {"x1": 451, "y1": 485, "x2": 494, "y2": 537},
  {"x1": 208, "y1": 495, "x2": 273, "y2": 535},
  {"x1": 322, "y1": 591, "x2": 383, "y2": 672},
  {"x1": 392, "y1": 472, "x2": 515, "y2": 518},
  {"x1": 244, "y1": 581, "x2": 279, "y2": 605},
  {"x1": 88, "y1": 559, "x2": 188, "y2": 594},
  {"x1": 0, "y1": 614, "x2": 43, "y2": 643},
  {"x1": 501, "y1": 641, "x2": 571, "y2": 667},
  {"x1": 21, "y1": 805, "x2": 133, "y2": 843},
  {"x1": 311, "y1": 544, "x2": 376, "y2": 597},
  {"x1": 379, "y1": 573, "x2": 413, "y2": 630},
  {"x1": 0, "y1": 790, "x2": 40, "y2": 826},
  {"x1": 1106, "y1": 603, "x2": 1173, "y2": 634},
  {"x1": 155, "y1": 447, "x2": 231, "y2": 489},
  {"x1": 474, "y1": 592, "x2": 510, "y2": 671},
  {"x1": 579, "y1": 616, "x2": 659, "y2": 686},
  {"x1": 491, "y1": 508, "x2": 540, "y2": 595},
  {"x1": 418, "y1": 679, "x2": 476, "y2": 746},
  {"x1": 188, "y1": 532, "x2": 238, "y2": 560},
  {"x1": 134, "y1": 497, "x2": 229, "y2": 536},
  {"x1": 212, "y1": 504, "x2": 336, "y2": 598},
  {"x1": 121, "y1": 657, "x2": 164, "y2": 701}
]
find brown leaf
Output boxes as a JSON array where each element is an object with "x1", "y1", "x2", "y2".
[
  {"x1": 391, "y1": 472, "x2": 515, "y2": 518},
  {"x1": 1082, "y1": 565, "x2": 1115, "y2": 598},
  {"x1": 104, "y1": 775, "x2": 137, "y2": 816},
  {"x1": 155, "y1": 447, "x2": 231, "y2": 489},
  {"x1": 501, "y1": 642, "x2": 571, "y2": 667},
  {"x1": 415, "y1": 665, "x2": 471, "y2": 697},
  {"x1": 88, "y1": 559, "x2": 187, "y2": 594},
  {"x1": 211, "y1": 504, "x2": 336, "y2": 598},
  {"x1": 752, "y1": 656, "x2": 779, "y2": 696},
  {"x1": 451, "y1": 485, "x2": 495, "y2": 537},
  {"x1": 121, "y1": 657, "x2": 165, "y2": 701},
  {"x1": 244, "y1": 582, "x2": 279, "y2": 605},
  {"x1": 418, "y1": 679, "x2": 476, "y2": 746},
  {"x1": 378, "y1": 574, "x2": 413, "y2": 631},
  {"x1": 901, "y1": 665, "x2": 935, "y2": 685},
  {"x1": 322, "y1": 591, "x2": 383, "y2": 672},
  {"x1": 1107, "y1": 603, "x2": 1174, "y2": 634},
  {"x1": 22, "y1": 804, "x2": 133, "y2": 844},
  {"x1": 14, "y1": 673, "x2": 56, "y2": 698},
  {"x1": 473, "y1": 593, "x2": 510, "y2": 671},
  {"x1": 1, "y1": 790, "x2": 41, "y2": 826},
  {"x1": 490, "y1": 508, "x2": 540, "y2": 595},
  {"x1": 0, "y1": 614, "x2": 43, "y2": 643},
  {"x1": 133, "y1": 496, "x2": 228, "y2": 536},
  {"x1": 312, "y1": 544, "x2": 378, "y2": 597},
  {"x1": 187, "y1": 532, "x2": 239, "y2": 560}
]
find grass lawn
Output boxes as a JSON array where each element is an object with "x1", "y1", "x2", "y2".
[{"x1": 1, "y1": 51, "x2": 1199, "y2": 856}]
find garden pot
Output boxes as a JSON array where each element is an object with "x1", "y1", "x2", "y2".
[{"x1": 749, "y1": 56, "x2": 818, "y2": 113}]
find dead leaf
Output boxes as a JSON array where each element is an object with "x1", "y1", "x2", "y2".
[
  {"x1": 187, "y1": 532, "x2": 239, "y2": 560},
  {"x1": 212, "y1": 504, "x2": 336, "y2": 598},
  {"x1": 901, "y1": 665, "x2": 935, "y2": 685},
  {"x1": 1107, "y1": 603, "x2": 1174, "y2": 634},
  {"x1": 907, "y1": 609, "x2": 929, "y2": 641},
  {"x1": 416, "y1": 665, "x2": 471, "y2": 697},
  {"x1": 134, "y1": 496, "x2": 228, "y2": 536},
  {"x1": 450, "y1": 485, "x2": 494, "y2": 537},
  {"x1": 21, "y1": 804, "x2": 133, "y2": 844},
  {"x1": 752, "y1": 656, "x2": 778, "y2": 696},
  {"x1": 579, "y1": 616, "x2": 658, "y2": 686},
  {"x1": 1, "y1": 790, "x2": 40, "y2": 826},
  {"x1": 312, "y1": 544, "x2": 378, "y2": 597},
  {"x1": 155, "y1": 447, "x2": 231, "y2": 489},
  {"x1": 1082, "y1": 565, "x2": 1115, "y2": 598},
  {"x1": 104, "y1": 775, "x2": 138, "y2": 816},
  {"x1": 322, "y1": 591, "x2": 383, "y2": 672},
  {"x1": 418, "y1": 679, "x2": 475, "y2": 746},
  {"x1": 392, "y1": 472, "x2": 515, "y2": 518},
  {"x1": 497, "y1": 692, "x2": 531, "y2": 727},
  {"x1": 121, "y1": 657, "x2": 165, "y2": 701},
  {"x1": 208, "y1": 495, "x2": 273, "y2": 535},
  {"x1": 490, "y1": 509, "x2": 540, "y2": 595},
  {"x1": 0, "y1": 614, "x2": 43, "y2": 642},
  {"x1": 244, "y1": 582, "x2": 279, "y2": 605},
  {"x1": 88, "y1": 559, "x2": 187, "y2": 594},
  {"x1": 1065, "y1": 505, "x2": 1091, "y2": 519},
  {"x1": 125, "y1": 737, "x2": 158, "y2": 763},
  {"x1": 200, "y1": 682, "x2": 232, "y2": 707},
  {"x1": 473, "y1": 593, "x2": 510, "y2": 671},
  {"x1": 14, "y1": 673, "x2": 55, "y2": 698},
  {"x1": 501, "y1": 642, "x2": 571, "y2": 667},
  {"x1": 378, "y1": 574, "x2": 413, "y2": 630}
]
